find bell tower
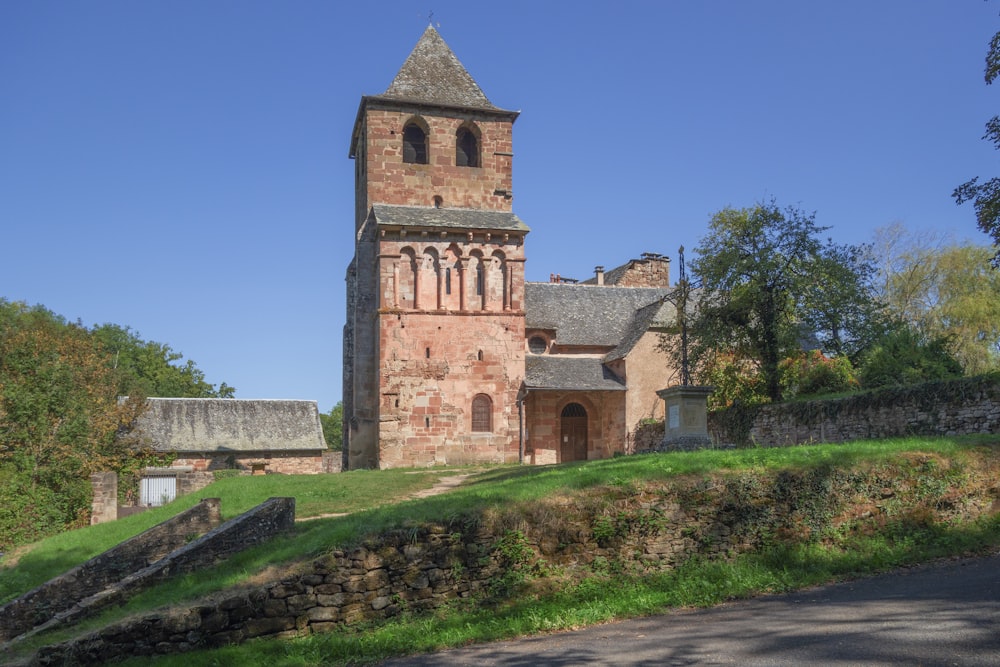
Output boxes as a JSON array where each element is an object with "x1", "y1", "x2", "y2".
[{"x1": 344, "y1": 26, "x2": 528, "y2": 469}]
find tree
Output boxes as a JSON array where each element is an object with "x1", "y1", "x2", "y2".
[
  {"x1": 953, "y1": 27, "x2": 1000, "y2": 265},
  {"x1": 801, "y1": 240, "x2": 884, "y2": 360},
  {"x1": 867, "y1": 225, "x2": 1000, "y2": 375},
  {"x1": 0, "y1": 300, "x2": 150, "y2": 548},
  {"x1": 690, "y1": 200, "x2": 875, "y2": 402},
  {"x1": 319, "y1": 402, "x2": 343, "y2": 450},
  {"x1": 91, "y1": 324, "x2": 235, "y2": 398},
  {"x1": 0, "y1": 299, "x2": 234, "y2": 549}
]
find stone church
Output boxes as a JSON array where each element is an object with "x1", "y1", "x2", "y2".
[{"x1": 343, "y1": 26, "x2": 677, "y2": 470}]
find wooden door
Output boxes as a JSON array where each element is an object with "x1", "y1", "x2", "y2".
[{"x1": 560, "y1": 403, "x2": 588, "y2": 462}]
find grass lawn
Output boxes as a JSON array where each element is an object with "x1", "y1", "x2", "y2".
[
  {"x1": 0, "y1": 467, "x2": 469, "y2": 605},
  {"x1": 4, "y1": 436, "x2": 1000, "y2": 666}
]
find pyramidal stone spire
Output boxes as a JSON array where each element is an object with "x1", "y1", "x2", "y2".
[{"x1": 380, "y1": 25, "x2": 499, "y2": 110}]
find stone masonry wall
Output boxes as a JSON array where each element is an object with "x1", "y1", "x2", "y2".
[
  {"x1": 29, "y1": 455, "x2": 1000, "y2": 665},
  {"x1": 0, "y1": 499, "x2": 222, "y2": 642},
  {"x1": 611, "y1": 256, "x2": 671, "y2": 288},
  {"x1": 360, "y1": 107, "x2": 514, "y2": 213},
  {"x1": 709, "y1": 376, "x2": 1000, "y2": 447},
  {"x1": 169, "y1": 452, "x2": 326, "y2": 475},
  {"x1": 377, "y1": 311, "x2": 525, "y2": 468},
  {"x1": 89, "y1": 472, "x2": 117, "y2": 525},
  {"x1": 3, "y1": 499, "x2": 294, "y2": 649}
]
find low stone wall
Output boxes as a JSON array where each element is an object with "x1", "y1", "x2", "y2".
[
  {"x1": 169, "y1": 452, "x2": 327, "y2": 475},
  {"x1": 16, "y1": 498, "x2": 296, "y2": 646},
  {"x1": 29, "y1": 451, "x2": 1000, "y2": 665},
  {"x1": 709, "y1": 376, "x2": 1000, "y2": 447},
  {"x1": 0, "y1": 499, "x2": 222, "y2": 642}
]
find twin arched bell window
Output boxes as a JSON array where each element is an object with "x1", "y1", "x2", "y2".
[
  {"x1": 403, "y1": 123, "x2": 428, "y2": 164},
  {"x1": 402, "y1": 120, "x2": 479, "y2": 167},
  {"x1": 455, "y1": 127, "x2": 479, "y2": 167}
]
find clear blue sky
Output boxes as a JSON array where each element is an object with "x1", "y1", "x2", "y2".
[{"x1": 2, "y1": 1, "x2": 996, "y2": 412}]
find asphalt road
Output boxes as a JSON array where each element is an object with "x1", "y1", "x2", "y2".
[{"x1": 380, "y1": 552, "x2": 1000, "y2": 666}]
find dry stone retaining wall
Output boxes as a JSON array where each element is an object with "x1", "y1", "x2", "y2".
[
  {"x1": 0, "y1": 499, "x2": 222, "y2": 643},
  {"x1": 709, "y1": 376, "x2": 1000, "y2": 447},
  {"x1": 29, "y1": 452, "x2": 1000, "y2": 665},
  {"x1": 2, "y1": 497, "x2": 295, "y2": 651}
]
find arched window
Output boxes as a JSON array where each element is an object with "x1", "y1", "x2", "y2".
[
  {"x1": 403, "y1": 123, "x2": 428, "y2": 164},
  {"x1": 471, "y1": 394, "x2": 492, "y2": 432},
  {"x1": 456, "y1": 127, "x2": 479, "y2": 167}
]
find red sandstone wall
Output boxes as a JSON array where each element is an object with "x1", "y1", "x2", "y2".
[
  {"x1": 378, "y1": 238, "x2": 525, "y2": 313},
  {"x1": 377, "y1": 311, "x2": 525, "y2": 467},
  {"x1": 611, "y1": 257, "x2": 670, "y2": 287},
  {"x1": 524, "y1": 390, "x2": 627, "y2": 462},
  {"x1": 360, "y1": 108, "x2": 513, "y2": 211}
]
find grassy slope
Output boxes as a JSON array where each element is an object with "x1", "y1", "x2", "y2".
[
  {"x1": 4, "y1": 437, "x2": 1000, "y2": 666},
  {"x1": 0, "y1": 467, "x2": 466, "y2": 605}
]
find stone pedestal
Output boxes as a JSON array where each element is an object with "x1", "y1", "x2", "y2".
[{"x1": 656, "y1": 385, "x2": 714, "y2": 450}]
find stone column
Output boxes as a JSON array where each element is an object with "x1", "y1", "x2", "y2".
[
  {"x1": 90, "y1": 471, "x2": 118, "y2": 525},
  {"x1": 458, "y1": 260, "x2": 467, "y2": 312}
]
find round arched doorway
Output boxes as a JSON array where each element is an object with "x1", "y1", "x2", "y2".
[{"x1": 560, "y1": 402, "x2": 588, "y2": 462}]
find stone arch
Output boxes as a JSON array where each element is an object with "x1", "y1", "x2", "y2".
[
  {"x1": 486, "y1": 249, "x2": 507, "y2": 310},
  {"x1": 455, "y1": 122, "x2": 481, "y2": 168},
  {"x1": 467, "y1": 251, "x2": 486, "y2": 310},
  {"x1": 419, "y1": 247, "x2": 440, "y2": 310},
  {"x1": 398, "y1": 246, "x2": 418, "y2": 309},
  {"x1": 442, "y1": 244, "x2": 463, "y2": 310},
  {"x1": 402, "y1": 117, "x2": 429, "y2": 164},
  {"x1": 559, "y1": 401, "x2": 589, "y2": 462}
]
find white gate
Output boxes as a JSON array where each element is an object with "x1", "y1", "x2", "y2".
[{"x1": 140, "y1": 475, "x2": 177, "y2": 506}]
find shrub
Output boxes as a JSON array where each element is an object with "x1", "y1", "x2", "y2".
[
  {"x1": 859, "y1": 327, "x2": 963, "y2": 389},
  {"x1": 780, "y1": 350, "x2": 859, "y2": 398}
]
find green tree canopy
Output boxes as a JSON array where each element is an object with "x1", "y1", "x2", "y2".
[
  {"x1": 867, "y1": 227, "x2": 1000, "y2": 375},
  {"x1": 689, "y1": 200, "x2": 876, "y2": 402},
  {"x1": 0, "y1": 300, "x2": 150, "y2": 547},
  {"x1": 953, "y1": 25, "x2": 1000, "y2": 264},
  {"x1": 0, "y1": 299, "x2": 234, "y2": 549},
  {"x1": 91, "y1": 324, "x2": 235, "y2": 398},
  {"x1": 319, "y1": 402, "x2": 343, "y2": 451}
]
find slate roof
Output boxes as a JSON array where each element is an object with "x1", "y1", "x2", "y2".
[
  {"x1": 372, "y1": 204, "x2": 528, "y2": 233},
  {"x1": 377, "y1": 26, "x2": 503, "y2": 111},
  {"x1": 524, "y1": 356, "x2": 626, "y2": 391},
  {"x1": 605, "y1": 298, "x2": 673, "y2": 362},
  {"x1": 525, "y1": 283, "x2": 670, "y2": 347},
  {"x1": 350, "y1": 27, "x2": 517, "y2": 158},
  {"x1": 131, "y1": 398, "x2": 326, "y2": 454}
]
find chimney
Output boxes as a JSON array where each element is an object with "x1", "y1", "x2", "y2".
[{"x1": 594, "y1": 266, "x2": 604, "y2": 285}]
